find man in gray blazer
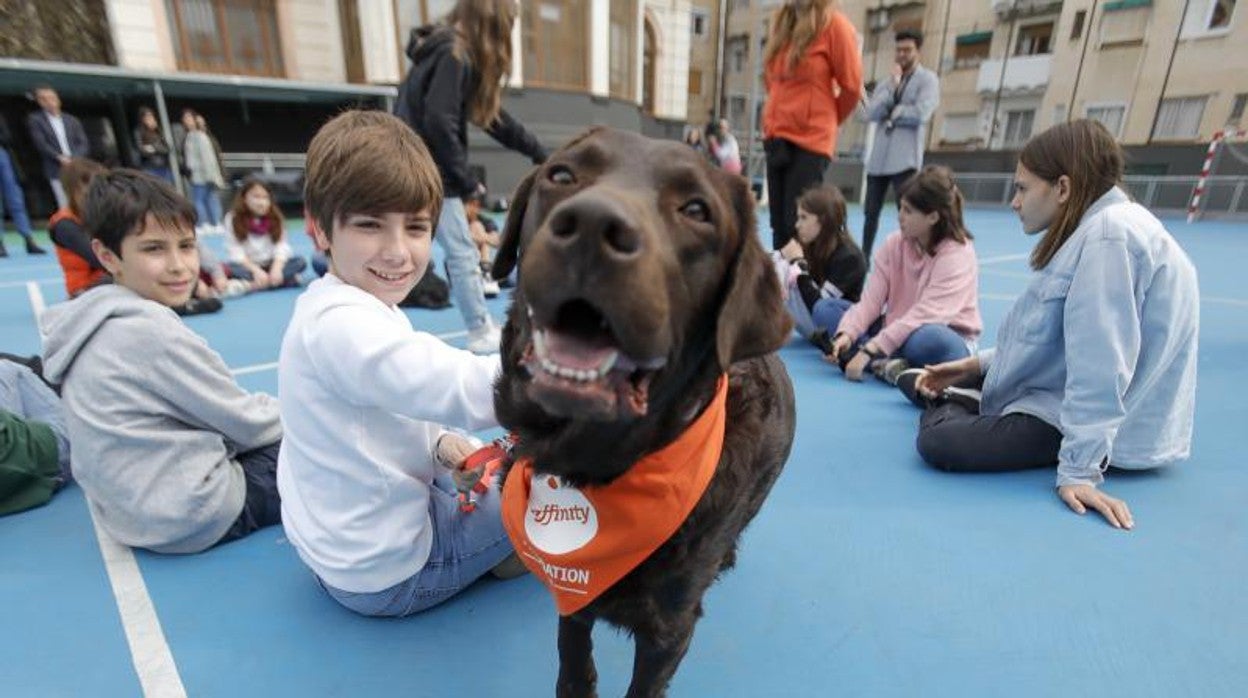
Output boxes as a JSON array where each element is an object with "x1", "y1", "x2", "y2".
[
  {"x1": 26, "y1": 85, "x2": 89, "y2": 209},
  {"x1": 862, "y1": 30, "x2": 940, "y2": 261}
]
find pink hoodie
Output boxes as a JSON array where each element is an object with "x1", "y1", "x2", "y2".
[{"x1": 836, "y1": 231, "x2": 981, "y2": 355}]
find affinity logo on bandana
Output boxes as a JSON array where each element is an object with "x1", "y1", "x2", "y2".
[{"x1": 524, "y1": 475, "x2": 599, "y2": 555}]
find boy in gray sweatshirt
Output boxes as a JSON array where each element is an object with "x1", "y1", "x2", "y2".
[{"x1": 41, "y1": 170, "x2": 282, "y2": 553}]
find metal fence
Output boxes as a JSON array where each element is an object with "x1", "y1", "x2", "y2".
[{"x1": 956, "y1": 173, "x2": 1248, "y2": 219}]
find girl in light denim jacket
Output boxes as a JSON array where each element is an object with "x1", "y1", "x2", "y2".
[{"x1": 901, "y1": 120, "x2": 1198, "y2": 530}]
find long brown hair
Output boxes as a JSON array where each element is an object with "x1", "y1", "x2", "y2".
[
  {"x1": 796, "y1": 184, "x2": 858, "y2": 287},
  {"x1": 766, "y1": 0, "x2": 833, "y2": 74},
  {"x1": 897, "y1": 165, "x2": 973, "y2": 255},
  {"x1": 229, "y1": 178, "x2": 284, "y2": 244},
  {"x1": 1020, "y1": 119, "x2": 1124, "y2": 269},
  {"x1": 446, "y1": 0, "x2": 517, "y2": 127}
]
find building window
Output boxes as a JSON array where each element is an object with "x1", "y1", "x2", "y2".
[
  {"x1": 1231, "y1": 93, "x2": 1248, "y2": 124},
  {"x1": 1087, "y1": 104, "x2": 1126, "y2": 137},
  {"x1": 1099, "y1": 5, "x2": 1150, "y2": 46},
  {"x1": 953, "y1": 33, "x2": 991, "y2": 69},
  {"x1": 1014, "y1": 22, "x2": 1054, "y2": 55},
  {"x1": 166, "y1": 0, "x2": 284, "y2": 77},
  {"x1": 1152, "y1": 96, "x2": 1207, "y2": 139},
  {"x1": 523, "y1": 1, "x2": 588, "y2": 90},
  {"x1": 1003, "y1": 109, "x2": 1035, "y2": 146},
  {"x1": 1070, "y1": 10, "x2": 1087, "y2": 39},
  {"x1": 941, "y1": 113, "x2": 979, "y2": 144},
  {"x1": 1210, "y1": 0, "x2": 1237, "y2": 28},
  {"x1": 727, "y1": 36, "x2": 748, "y2": 73},
  {"x1": 689, "y1": 69, "x2": 703, "y2": 96},
  {"x1": 609, "y1": 0, "x2": 637, "y2": 101},
  {"x1": 692, "y1": 9, "x2": 708, "y2": 38}
]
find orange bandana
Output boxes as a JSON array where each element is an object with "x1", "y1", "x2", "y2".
[{"x1": 501, "y1": 377, "x2": 728, "y2": 616}]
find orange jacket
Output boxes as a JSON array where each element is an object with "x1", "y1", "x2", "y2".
[
  {"x1": 49, "y1": 209, "x2": 107, "y2": 297},
  {"x1": 762, "y1": 10, "x2": 863, "y2": 158}
]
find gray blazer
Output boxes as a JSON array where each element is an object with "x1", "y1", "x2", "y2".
[{"x1": 864, "y1": 64, "x2": 939, "y2": 176}]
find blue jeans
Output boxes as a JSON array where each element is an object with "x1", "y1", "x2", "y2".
[
  {"x1": 224, "y1": 257, "x2": 307, "y2": 286},
  {"x1": 144, "y1": 167, "x2": 174, "y2": 185},
  {"x1": 321, "y1": 472, "x2": 514, "y2": 617},
  {"x1": 436, "y1": 198, "x2": 490, "y2": 332},
  {"x1": 811, "y1": 298, "x2": 970, "y2": 366},
  {"x1": 0, "y1": 361, "x2": 70, "y2": 480},
  {"x1": 214, "y1": 441, "x2": 282, "y2": 546},
  {"x1": 191, "y1": 183, "x2": 223, "y2": 226},
  {"x1": 0, "y1": 148, "x2": 34, "y2": 241}
]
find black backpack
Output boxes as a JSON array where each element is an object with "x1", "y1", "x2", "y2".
[{"x1": 399, "y1": 268, "x2": 451, "y2": 309}]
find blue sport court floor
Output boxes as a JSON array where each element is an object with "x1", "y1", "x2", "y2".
[{"x1": 1, "y1": 205, "x2": 1245, "y2": 697}]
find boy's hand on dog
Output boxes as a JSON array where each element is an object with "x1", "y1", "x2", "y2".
[{"x1": 436, "y1": 433, "x2": 484, "y2": 492}]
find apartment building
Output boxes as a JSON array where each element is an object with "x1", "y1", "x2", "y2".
[{"x1": 717, "y1": 0, "x2": 1245, "y2": 172}]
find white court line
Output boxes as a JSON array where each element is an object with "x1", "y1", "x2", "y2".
[
  {"x1": 229, "y1": 329, "x2": 470, "y2": 376},
  {"x1": 25, "y1": 282, "x2": 188, "y2": 698},
  {"x1": 1, "y1": 277, "x2": 61, "y2": 290},
  {"x1": 977, "y1": 253, "x2": 1030, "y2": 265}
]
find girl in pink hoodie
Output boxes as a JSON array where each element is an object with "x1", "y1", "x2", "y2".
[{"x1": 820, "y1": 166, "x2": 982, "y2": 382}]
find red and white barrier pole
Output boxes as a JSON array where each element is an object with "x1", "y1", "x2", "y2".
[{"x1": 1189, "y1": 128, "x2": 1247, "y2": 223}]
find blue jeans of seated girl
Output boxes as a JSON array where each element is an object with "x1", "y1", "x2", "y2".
[
  {"x1": 225, "y1": 257, "x2": 307, "y2": 286},
  {"x1": 320, "y1": 472, "x2": 515, "y2": 617},
  {"x1": 811, "y1": 298, "x2": 970, "y2": 367}
]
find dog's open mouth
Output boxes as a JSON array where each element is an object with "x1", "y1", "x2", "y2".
[{"x1": 519, "y1": 299, "x2": 665, "y2": 420}]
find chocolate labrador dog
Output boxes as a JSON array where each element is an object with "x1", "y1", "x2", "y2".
[{"x1": 491, "y1": 127, "x2": 796, "y2": 697}]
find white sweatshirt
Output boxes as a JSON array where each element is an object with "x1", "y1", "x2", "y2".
[{"x1": 277, "y1": 274, "x2": 500, "y2": 592}]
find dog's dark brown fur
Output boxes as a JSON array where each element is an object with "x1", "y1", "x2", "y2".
[{"x1": 492, "y1": 128, "x2": 796, "y2": 697}]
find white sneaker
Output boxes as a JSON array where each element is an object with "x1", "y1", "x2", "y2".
[
  {"x1": 465, "y1": 319, "x2": 502, "y2": 354},
  {"x1": 482, "y1": 272, "x2": 501, "y2": 298}
]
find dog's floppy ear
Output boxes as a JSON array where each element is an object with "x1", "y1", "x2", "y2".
[
  {"x1": 491, "y1": 167, "x2": 538, "y2": 281},
  {"x1": 715, "y1": 178, "x2": 793, "y2": 368}
]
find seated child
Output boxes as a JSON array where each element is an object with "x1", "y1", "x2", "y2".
[
  {"x1": 49, "y1": 158, "x2": 109, "y2": 298},
  {"x1": 278, "y1": 110, "x2": 517, "y2": 618},
  {"x1": 39, "y1": 170, "x2": 282, "y2": 553},
  {"x1": 773, "y1": 184, "x2": 867, "y2": 345},
  {"x1": 223, "y1": 178, "x2": 307, "y2": 289},
  {"x1": 0, "y1": 356, "x2": 71, "y2": 516}
]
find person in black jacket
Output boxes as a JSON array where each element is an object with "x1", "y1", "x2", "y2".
[
  {"x1": 774, "y1": 184, "x2": 867, "y2": 348},
  {"x1": 395, "y1": 0, "x2": 546, "y2": 354},
  {"x1": 133, "y1": 106, "x2": 173, "y2": 184},
  {"x1": 26, "y1": 85, "x2": 89, "y2": 210}
]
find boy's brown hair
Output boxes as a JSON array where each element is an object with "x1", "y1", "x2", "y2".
[
  {"x1": 85, "y1": 169, "x2": 197, "y2": 257},
  {"x1": 59, "y1": 157, "x2": 108, "y2": 218},
  {"x1": 304, "y1": 110, "x2": 443, "y2": 240}
]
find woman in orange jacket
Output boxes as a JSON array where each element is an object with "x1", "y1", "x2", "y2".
[{"x1": 762, "y1": 0, "x2": 863, "y2": 250}]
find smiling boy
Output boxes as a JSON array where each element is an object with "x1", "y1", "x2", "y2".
[
  {"x1": 41, "y1": 170, "x2": 283, "y2": 553},
  {"x1": 277, "y1": 110, "x2": 518, "y2": 617}
]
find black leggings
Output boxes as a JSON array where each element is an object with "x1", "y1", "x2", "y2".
[
  {"x1": 916, "y1": 401, "x2": 1061, "y2": 473},
  {"x1": 765, "y1": 138, "x2": 830, "y2": 250},
  {"x1": 861, "y1": 169, "x2": 916, "y2": 262}
]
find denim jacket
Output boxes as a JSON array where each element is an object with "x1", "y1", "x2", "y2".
[{"x1": 979, "y1": 187, "x2": 1199, "y2": 487}]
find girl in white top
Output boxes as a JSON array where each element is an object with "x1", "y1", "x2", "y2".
[{"x1": 222, "y1": 179, "x2": 306, "y2": 289}]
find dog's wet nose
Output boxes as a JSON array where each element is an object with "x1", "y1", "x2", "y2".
[{"x1": 548, "y1": 194, "x2": 642, "y2": 260}]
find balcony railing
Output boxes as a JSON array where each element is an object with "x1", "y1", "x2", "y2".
[{"x1": 976, "y1": 53, "x2": 1053, "y2": 95}]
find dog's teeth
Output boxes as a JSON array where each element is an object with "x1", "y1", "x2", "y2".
[
  {"x1": 597, "y1": 350, "x2": 619, "y2": 374},
  {"x1": 533, "y1": 329, "x2": 548, "y2": 360}
]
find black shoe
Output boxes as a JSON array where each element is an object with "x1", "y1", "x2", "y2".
[
  {"x1": 174, "y1": 297, "x2": 224, "y2": 316},
  {"x1": 941, "y1": 387, "x2": 983, "y2": 413},
  {"x1": 25, "y1": 240, "x2": 47, "y2": 254},
  {"x1": 896, "y1": 368, "x2": 929, "y2": 408}
]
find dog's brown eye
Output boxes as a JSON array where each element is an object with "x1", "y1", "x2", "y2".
[
  {"x1": 548, "y1": 165, "x2": 575, "y2": 185},
  {"x1": 680, "y1": 200, "x2": 710, "y2": 223}
]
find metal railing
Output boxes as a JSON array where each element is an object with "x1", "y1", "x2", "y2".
[{"x1": 954, "y1": 173, "x2": 1248, "y2": 218}]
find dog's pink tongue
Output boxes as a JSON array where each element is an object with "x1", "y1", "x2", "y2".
[{"x1": 544, "y1": 330, "x2": 616, "y2": 371}]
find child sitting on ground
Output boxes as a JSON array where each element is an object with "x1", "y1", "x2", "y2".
[
  {"x1": 277, "y1": 110, "x2": 519, "y2": 618},
  {"x1": 0, "y1": 356, "x2": 71, "y2": 516},
  {"x1": 49, "y1": 158, "x2": 109, "y2": 298},
  {"x1": 223, "y1": 178, "x2": 307, "y2": 289},
  {"x1": 40, "y1": 170, "x2": 283, "y2": 553}
]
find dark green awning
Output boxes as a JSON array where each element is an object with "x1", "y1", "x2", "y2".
[
  {"x1": 956, "y1": 31, "x2": 993, "y2": 46},
  {"x1": 1104, "y1": 0, "x2": 1152, "y2": 11}
]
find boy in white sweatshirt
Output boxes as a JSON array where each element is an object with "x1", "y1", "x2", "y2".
[{"x1": 277, "y1": 110, "x2": 517, "y2": 617}]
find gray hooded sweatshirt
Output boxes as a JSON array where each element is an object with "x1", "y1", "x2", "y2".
[{"x1": 41, "y1": 285, "x2": 281, "y2": 553}]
